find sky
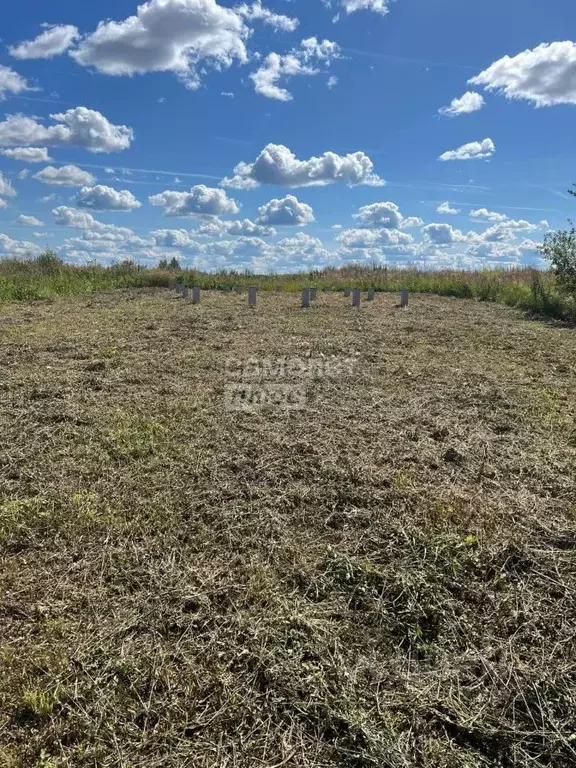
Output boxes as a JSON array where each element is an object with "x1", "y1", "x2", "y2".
[{"x1": 1, "y1": 0, "x2": 576, "y2": 272}]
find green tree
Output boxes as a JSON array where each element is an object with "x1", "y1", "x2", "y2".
[
  {"x1": 540, "y1": 219, "x2": 576, "y2": 297},
  {"x1": 169, "y1": 257, "x2": 181, "y2": 271},
  {"x1": 35, "y1": 249, "x2": 63, "y2": 272}
]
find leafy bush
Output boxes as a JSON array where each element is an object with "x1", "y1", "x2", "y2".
[
  {"x1": 540, "y1": 224, "x2": 576, "y2": 298},
  {"x1": 35, "y1": 250, "x2": 63, "y2": 272}
]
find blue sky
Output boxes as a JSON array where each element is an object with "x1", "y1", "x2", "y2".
[{"x1": 1, "y1": 0, "x2": 576, "y2": 272}]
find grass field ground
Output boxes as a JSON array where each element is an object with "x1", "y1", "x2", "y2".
[
  {"x1": 1, "y1": 287, "x2": 575, "y2": 767},
  {"x1": 0, "y1": 258, "x2": 574, "y2": 321}
]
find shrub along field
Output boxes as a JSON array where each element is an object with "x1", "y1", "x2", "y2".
[
  {"x1": 0, "y1": 254, "x2": 574, "y2": 320},
  {"x1": 0, "y1": 286, "x2": 575, "y2": 767}
]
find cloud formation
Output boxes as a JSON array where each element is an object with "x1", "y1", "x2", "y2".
[
  {"x1": 251, "y1": 37, "x2": 340, "y2": 101},
  {"x1": 469, "y1": 42, "x2": 576, "y2": 107},
  {"x1": 72, "y1": 0, "x2": 249, "y2": 90},
  {"x1": 439, "y1": 91, "x2": 484, "y2": 117},
  {"x1": 0, "y1": 65, "x2": 36, "y2": 100},
  {"x1": 437, "y1": 201, "x2": 460, "y2": 215},
  {"x1": 236, "y1": 1, "x2": 298, "y2": 32},
  {"x1": 9, "y1": 24, "x2": 79, "y2": 59},
  {"x1": 0, "y1": 108, "x2": 133, "y2": 153},
  {"x1": 150, "y1": 185, "x2": 240, "y2": 216},
  {"x1": 340, "y1": 0, "x2": 392, "y2": 15},
  {"x1": 222, "y1": 143, "x2": 384, "y2": 188},
  {"x1": 197, "y1": 218, "x2": 276, "y2": 237},
  {"x1": 0, "y1": 172, "x2": 17, "y2": 199},
  {"x1": 438, "y1": 138, "x2": 495, "y2": 161},
  {"x1": 256, "y1": 194, "x2": 315, "y2": 226},
  {"x1": 17, "y1": 214, "x2": 44, "y2": 227},
  {"x1": 33, "y1": 165, "x2": 96, "y2": 187},
  {"x1": 1, "y1": 147, "x2": 52, "y2": 163},
  {"x1": 76, "y1": 185, "x2": 141, "y2": 211}
]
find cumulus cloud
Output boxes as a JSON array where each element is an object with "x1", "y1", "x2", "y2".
[
  {"x1": 197, "y1": 217, "x2": 276, "y2": 237},
  {"x1": 0, "y1": 172, "x2": 17, "y2": 199},
  {"x1": 151, "y1": 229, "x2": 193, "y2": 247},
  {"x1": 236, "y1": 1, "x2": 299, "y2": 31},
  {"x1": 53, "y1": 206, "x2": 136, "y2": 242},
  {"x1": 251, "y1": 37, "x2": 340, "y2": 101},
  {"x1": 256, "y1": 194, "x2": 314, "y2": 226},
  {"x1": 16, "y1": 214, "x2": 44, "y2": 227},
  {"x1": 149, "y1": 184, "x2": 240, "y2": 216},
  {"x1": 0, "y1": 66, "x2": 36, "y2": 100},
  {"x1": 0, "y1": 233, "x2": 42, "y2": 257},
  {"x1": 437, "y1": 201, "x2": 460, "y2": 215},
  {"x1": 353, "y1": 201, "x2": 409, "y2": 229},
  {"x1": 340, "y1": 0, "x2": 391, "y2": 15},
  {"x1": 422, "y1": 223, "x2": 466, "y2": 244},
  {"x1": 336, "y1": 228, "x2": 413, "y2": 249},
  {"x1": 439, "y1": 91, "x2": 484, "y2": 117},
  {"x1": 33, "y1": 164, "x2": 96, "y2": 187},
  {"x1": 438, "y1": 138, "x2": 495, "y2": 161},
  {"x1": 469, "y1": 42, "x2": 576, "y2": 107},
  {"x1": 76, "y1": 184, "x2": 141, "y2": 211},
  {"x1": 0, "y1": 199, "x2": 7, "y2": 209},
  {"x1": 222, "y1": 143, "x2": 384, "y2": 188},
  {"x1": 470, "y1": 208, "x2": 508, "y2": 222},
  {"x1": 0, "y1": 107, "x2": 133, "y2": 153},
  {"x1": 9, "y1": 24, "x2": 79, "y2": 59},
  {"x1": 72, "y1": 0, "x2": 249, "y2": 90},
  {"x1": 0, "y1": 147, "x2": 52, "y2": 163}
]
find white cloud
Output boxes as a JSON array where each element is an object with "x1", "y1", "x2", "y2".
[
  {"x1": 0, "y1": 147, "x2": 52, "y2": 163},
  {"x1": 72, "y1": 0, "x2": 249, "y2": 90},
  {"x1": 0, "y1": 172, "x2": 17, "y2": 198},
  {"x1": 9, "y1": 24, "x2": 79, "y2": 59},
  {"x1": 197, "y1": 217, "x2": 276, "y2": 237},
  {"x1": 236, "y1": 1, "x2": 299, "y2": 32},
  {"x1": 336, "y1": 228, "x2": 413, "y2": 249},
  {"x1": 276, "y1": 232, "x2": 324, "y2": 252},
  {"x1": 76, "y1": 185, "x2": 141, "y2": 211},
  {"x1": 469, "y1": 208, "x2": 508, "y2": 222},
  {"x1": 251, "y1": 37, "x2": 340, "y2": 101},
  {"x1": 438, "y1": 138, "x2": 495, "y2": 161},
  {"x1": 52, "y1": 206, "x2": 135, "y2": 241},
  {"x1": 422, "y1": 223, "x2": 466, "y2": 244},
  {"x1": 0, "y1": 66, "x2": 36, "y2": 100},
  {"x1": 437, "y1": 201, "x2": 460, "y2": 215},
  {"x1": 256, "y1": 194, "x2": 315, "y2": 226},
  {"x1": 0, "y1": 233, "x2": 42, "y2": 257},
  {"x1": 18, "y1": 169, "x2": 30, "y2": 180},
  {"x1": 151, "y1": 229, "x2": 192, "y2": 247},
  {"x1": 222, "y1": 143, "x2": 384, "y2": 188},
  {"x1": 0, "y1": 108, "x2": 133, "y2": 153},
  {"x1": 33, "y1": 164, "x2": 96, "y2": 187},
  {"x1": 16, "y1": 214, "x2": 44, "y2": 227},
  {"x1": 340, "y1": 0, "x2": 391, "y2": 15},
  {"x1": 439, "y1": 91, "x2": 484, "y2": 117},
  {"x1": 350, "y1": 201, "x2": 422, "y2": 230},
  {"x1": 352, "y1": 201, "x2": 402, "y2": 229},
  {"x1": 0, "y1": 199, "x2": 7, "y2": 209},
  {"x1": 469, "y1": 42, "x2": 576, "y2": 107},
  {"x1": 149, "y1": 184, "x2": 240, "y2": 216},
  {"x1": 327, "y1": 75, "x2": 338, "y2": 89}
]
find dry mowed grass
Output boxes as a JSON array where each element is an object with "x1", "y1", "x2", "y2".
[{"x1": 1, "y1": 288, "x2": 576, "y2": 768}]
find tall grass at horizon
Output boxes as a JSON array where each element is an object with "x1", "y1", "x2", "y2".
[{"x1": 0, "y1": 255, "x2": 572, "y2": 319}]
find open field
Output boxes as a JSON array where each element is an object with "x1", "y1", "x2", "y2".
[
  {"x1": 0, "y1": 258, "x2": 573, "y2": 320},
  {"x1": 1, "y1": 288, "x2": 576, "y2": 767}
]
